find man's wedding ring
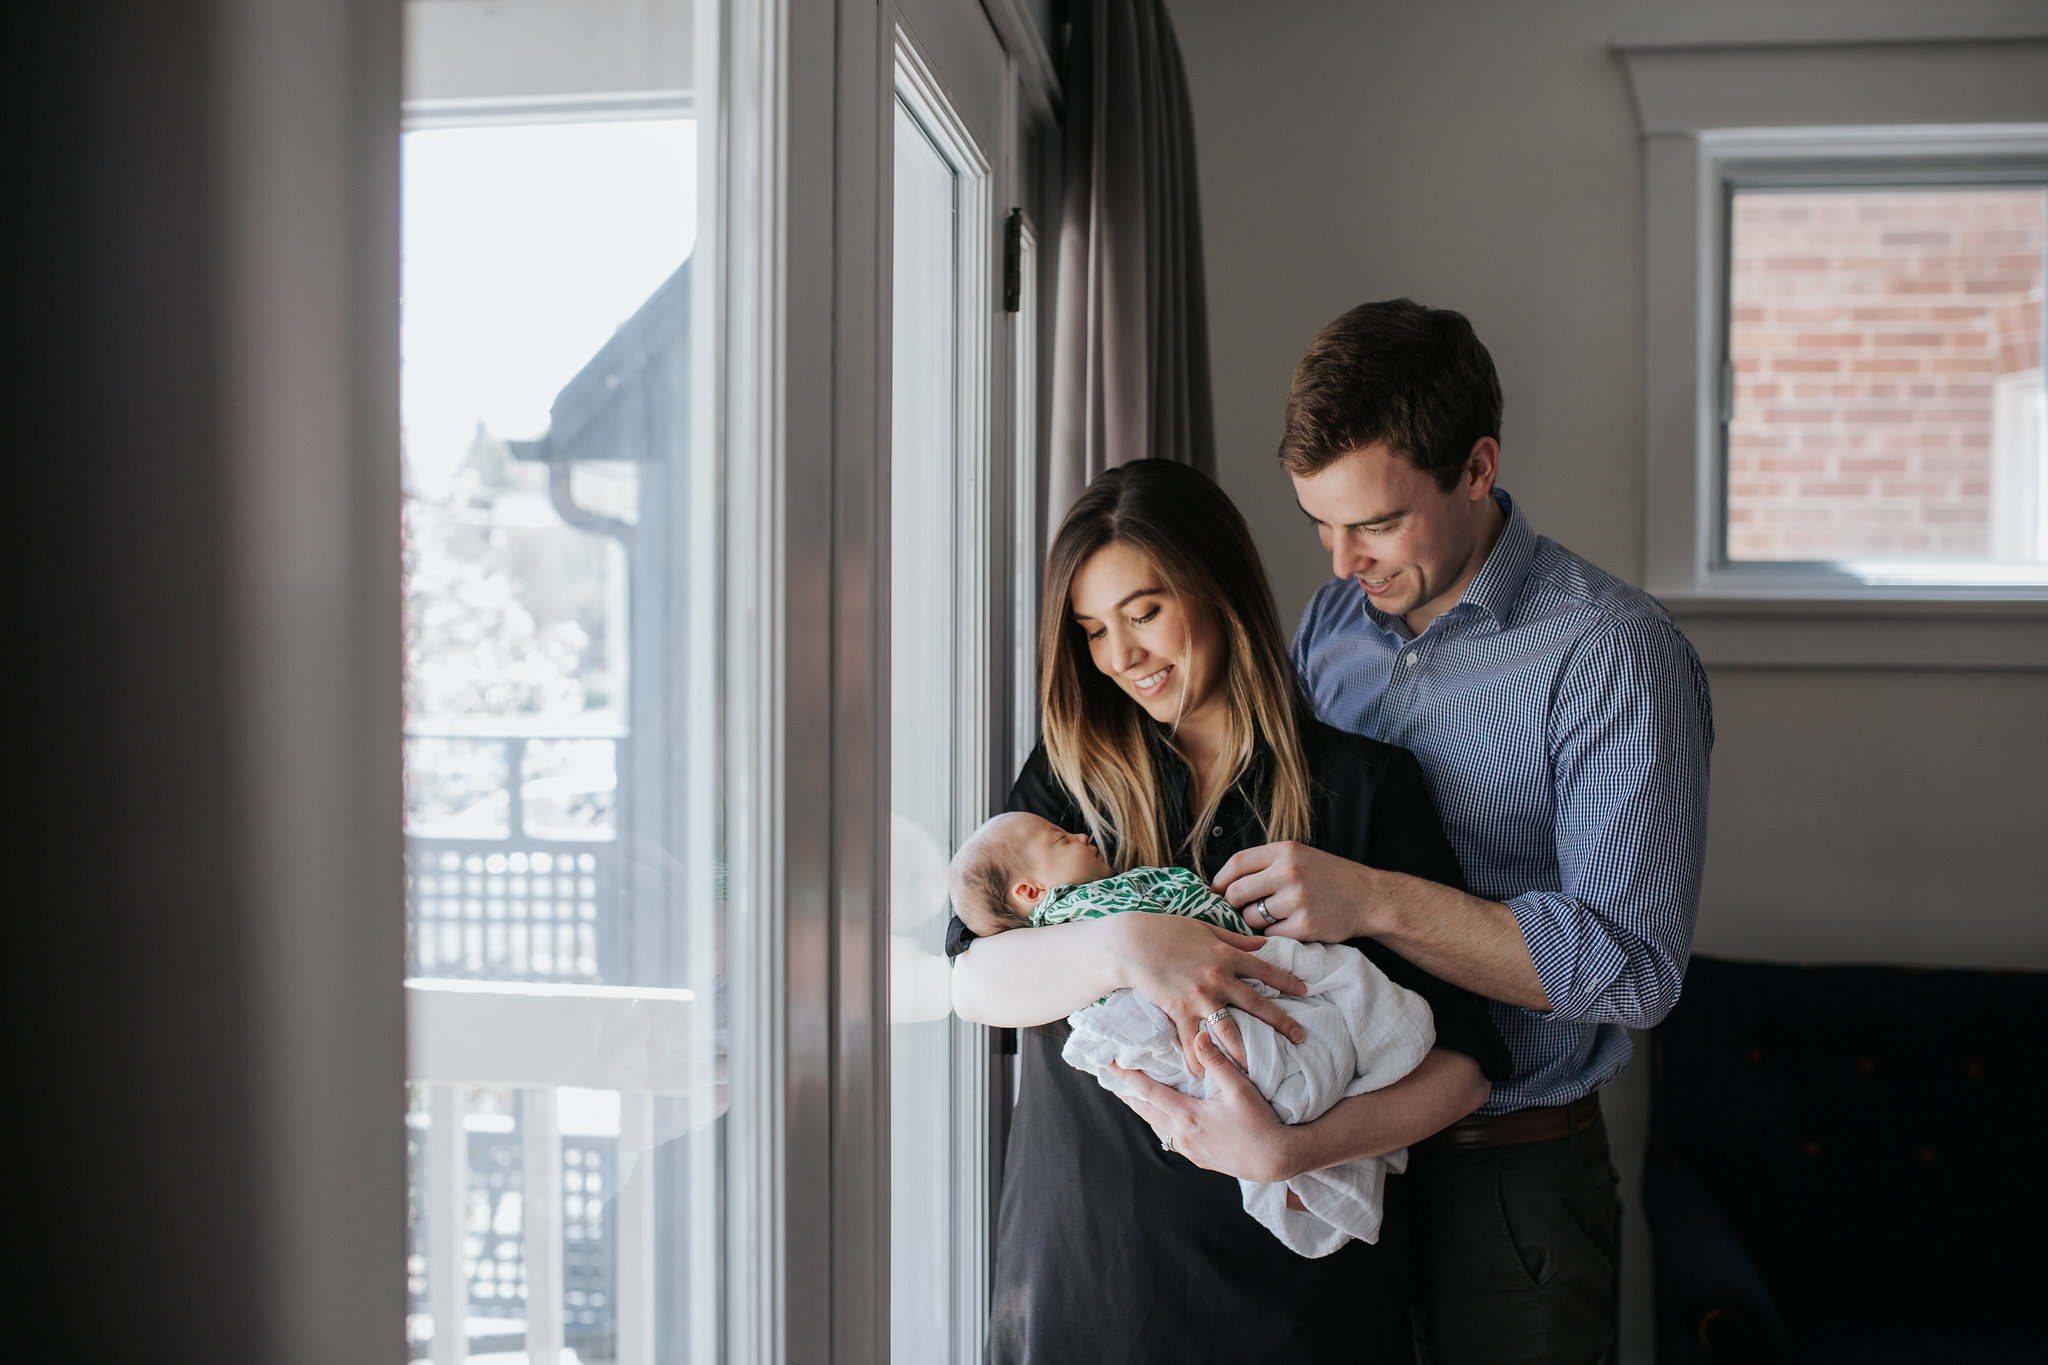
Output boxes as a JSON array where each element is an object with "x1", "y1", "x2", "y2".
[
  {"x1": 1254, "y1": 899, "x2": 1278, "y2": 928},
  {"x1": 1201, "y1": 1007, "x2": 1230, "y2": 1028}
]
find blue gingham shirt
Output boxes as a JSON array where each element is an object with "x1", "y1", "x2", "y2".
[{"x1": 1294, "y1": 490, "x2": 1713, "y2": 1114}]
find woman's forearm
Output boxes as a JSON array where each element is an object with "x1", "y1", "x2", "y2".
[
  {"x1": 1278, "y1": 1048, "x2": 1488, "y2": 1176},
  {"x1": 950, "y1": 918, "x2": 1125, "y2": 1027}
]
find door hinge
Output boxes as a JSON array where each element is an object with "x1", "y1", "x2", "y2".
[{"x1": 1003, "y1": 206, "x2": 1024, "y2": 313}]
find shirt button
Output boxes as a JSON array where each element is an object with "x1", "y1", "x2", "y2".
[
  {"x1": 1402, "y1": 653, "x2": 1418, "y2": 667},
  {"x1": 1212, "y1": 826, "x2": 1224, "y2": 837}
]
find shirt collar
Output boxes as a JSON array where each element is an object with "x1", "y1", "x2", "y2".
[
  {"x1": 1460, "y1": 489, "x2": 1537, "y2": 626},
  {"x1": 1358, "y1": 487, "x2": 1534, "y2": 637},
  {"x1": 1039, "y1": 881, "x2": 1087, "y2": 913}
]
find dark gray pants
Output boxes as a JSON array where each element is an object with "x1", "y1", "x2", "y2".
[{"x1": 1408, "y1": 1112, "x2": 1621, "y2": 1365}]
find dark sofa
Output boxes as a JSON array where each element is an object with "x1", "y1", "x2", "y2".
[{"x1": 1645, "y1": 955, "x2": 2046, "y2": 1363}]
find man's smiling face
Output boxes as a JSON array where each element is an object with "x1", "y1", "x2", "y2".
[{"x1": 1292, "y1": 438, "x2": 1502, "y2": 634}]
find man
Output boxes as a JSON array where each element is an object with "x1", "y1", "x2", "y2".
[{"x1": 1214, "y1": 299, "x2": 1713, "y2": 1364}]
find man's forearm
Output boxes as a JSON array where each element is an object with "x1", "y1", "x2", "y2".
[
  {"x1": 1277, "y1": 1049, "x2": 1489, "y2": 1177},
  {"x1": 1362, "y1": 868, "x2": 1552, "y2": 1011}
]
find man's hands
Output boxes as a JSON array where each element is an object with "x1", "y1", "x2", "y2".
[
  {"x1": 1216, "y1": 841, "x2": 1554, "y2": 1011},
  {"x1": 1102, "y1": 913, "x2": 1307, "y2": 1078},
  {"x1": 1211, "y1": 841, "x2": 1380, "y2": 944}
]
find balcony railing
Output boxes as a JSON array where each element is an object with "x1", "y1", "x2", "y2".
[
  {"x1": 406, "y1": 724, "x2": 624, "y2": 986},
  {"x1": 407, "y1": 978, "x2": 709, "y2": 1365}
]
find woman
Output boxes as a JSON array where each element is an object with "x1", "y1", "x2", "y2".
[{"x1": 950, "y1": 459, "x2": 1509, "y2": 1364}]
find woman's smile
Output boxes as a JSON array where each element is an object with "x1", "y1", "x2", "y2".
[{"x1": 1131, "y1": 663, "x2": 1174, "y2": 697}]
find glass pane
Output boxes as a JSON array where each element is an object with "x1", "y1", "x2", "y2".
[
  {"x1": 1725, "y1": 186, "x2": 2048, "y2": 568},
  {"x1": 401, "y1": 3, "x2": 722, "y2": 1361},
  {"x1": 890, "y1": 96, "x2": 959, "y2": 1365}
]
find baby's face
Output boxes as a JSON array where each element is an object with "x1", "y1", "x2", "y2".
[{"x1": 1010, "y1": 814, "x2": 1112, "y2": 893}]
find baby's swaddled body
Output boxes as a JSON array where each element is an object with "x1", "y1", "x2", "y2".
[{"x1": 1033, "y1": 867, "x2": 1436, "y2": 1257}]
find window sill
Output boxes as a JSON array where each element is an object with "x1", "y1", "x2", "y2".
[{"x1": 1658, "y1": 593, "x2": 2048, "y2": 670}]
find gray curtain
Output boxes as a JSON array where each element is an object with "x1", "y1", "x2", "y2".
[{"x1": 1049, "y1": 0, "x2": 1216, "y2": 521}]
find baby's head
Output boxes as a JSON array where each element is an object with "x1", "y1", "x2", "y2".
[{"x1": 948, "y1": 812, "x2": 1114, "y2": 938}]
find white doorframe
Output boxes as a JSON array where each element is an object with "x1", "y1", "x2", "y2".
[{"x1": 723, "y1": 0, "x2": 1057, "y2": 1357}]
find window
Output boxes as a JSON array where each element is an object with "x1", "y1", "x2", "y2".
[
  {"x1": 400, "y1": 3, "x2": 727, "y2": 1361},
  {"x1": 887, "y1": 13, "x2": 1014, "y2": 1358},
  {"x1": 1619, "y1": 29, "x2": 2048, "y2": 614},
  {"x1": 1719, "y1": 171, "x2": 2047, "y2": 587},
  {"x1": 397, "y1": 2, "x2": 1053, "y2": 1359},
  {"x1": 1725, "y1": 185, "x2": 2046, "y2": 572},
  {"x1": 888, "y1": 83, "x2": 980, "y2": 1365}
]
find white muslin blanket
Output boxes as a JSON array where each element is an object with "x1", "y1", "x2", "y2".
[{"x1": 1060, "y1": 936, "x2": 1435, "y2": 1257}]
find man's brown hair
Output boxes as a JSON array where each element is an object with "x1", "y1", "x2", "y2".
[{"x1": 1277, "y1": 298, "x2": 1503, "y2": 489}]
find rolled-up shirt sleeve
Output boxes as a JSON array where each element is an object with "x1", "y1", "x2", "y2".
[{"x1": 1509, "y1": 615, "x2": 1713, "y2": 1029}]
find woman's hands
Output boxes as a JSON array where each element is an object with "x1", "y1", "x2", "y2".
[
  {"x1": 1110, "y1": 1031, "x2": 1297, "y2": 1182},
  {"x1": 1101, "y1": 913, "x2": 1307, "y2": 1078},
  {"x1": 1115, "y1": 1046, "x2": 1492, "y2": 1185}
]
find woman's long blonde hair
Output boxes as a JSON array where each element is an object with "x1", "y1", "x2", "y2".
[{"x1": 1039, "y1": 460, "x2": 1314, "y2": 875}]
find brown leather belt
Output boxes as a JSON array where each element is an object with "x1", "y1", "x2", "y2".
[{"x1": 1424, "y1": 1093, "x2": 1602, "y2": 1150}]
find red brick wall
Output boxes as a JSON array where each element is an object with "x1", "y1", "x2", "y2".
[{"x1": 1725, "y1": 188, "x2": 2045, "y2": 562}]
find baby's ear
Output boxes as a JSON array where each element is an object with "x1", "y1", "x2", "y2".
[{"x1": 1011, "y1": 879, "x2": 1044, "y2": 905}]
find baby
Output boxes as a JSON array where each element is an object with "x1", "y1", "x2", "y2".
[
  {"x1": 947, "y1": 811, "x2": 1436, "y2": 1258},
  {"x1": 948, "y1": 810, "x2": 1251, "y2": 941}
]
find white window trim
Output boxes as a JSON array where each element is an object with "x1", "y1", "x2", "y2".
[
  {"x1": 721, "y1": 0, "x2": 799, "y2": 1356},
  {"x1": 891, "y1": 30, "x2": 1002, "y2": 1364},
  {"x1": 722, "y1": 2, "x2": 1056, "y2": 1358},
  {"x1": 1618, "y1": 26, "x2": 2048, "y2": 666},
  {"x1": 1674, "y1": 124, "x2": 2048, "y2": 600},
  {"x1": 1011, "y1": 214, "x2": 1041, "y2": 765}
]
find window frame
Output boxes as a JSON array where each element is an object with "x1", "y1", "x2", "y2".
[
  {"x1": 1620, "y1": 27, "x2": 2048, "y2": 667},
  {"x1": 777, "y1": 0, "x2": 1054, "y2": 1358},
  {"x1": 887, "y1": 29, "x2": 1001, "y2": 1363},
  {"x1": 1700, "y1": 128, "x2": 2048, "y2": 597}
]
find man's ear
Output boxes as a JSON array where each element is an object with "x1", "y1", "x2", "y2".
[
  {"x1": 1464, "y1": 437, "x2": 1500, "y2": 499},
  {"x1": 1012, "y1": 879, "x2": 1045, "y2": 905}
]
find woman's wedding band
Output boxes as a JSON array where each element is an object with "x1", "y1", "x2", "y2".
[
  {"x1": 1254, "y1": 899, "x2": 1277, "y2": 928},
  {"x1": 1201, "y1": 1007, "x2": 1230, "y2": 1028}
]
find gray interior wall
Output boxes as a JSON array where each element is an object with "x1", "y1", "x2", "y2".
[
  {"x1": 1170, "y1": 5, "x2": 2048, "y2": 1358},
  {"x1": 1171, "y1": 0, "x2": 2048, "y2": 971}
]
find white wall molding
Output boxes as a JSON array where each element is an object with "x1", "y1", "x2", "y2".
[{"x1": 1617, "y1": 32, "x2": 2048, "y2": 134}]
